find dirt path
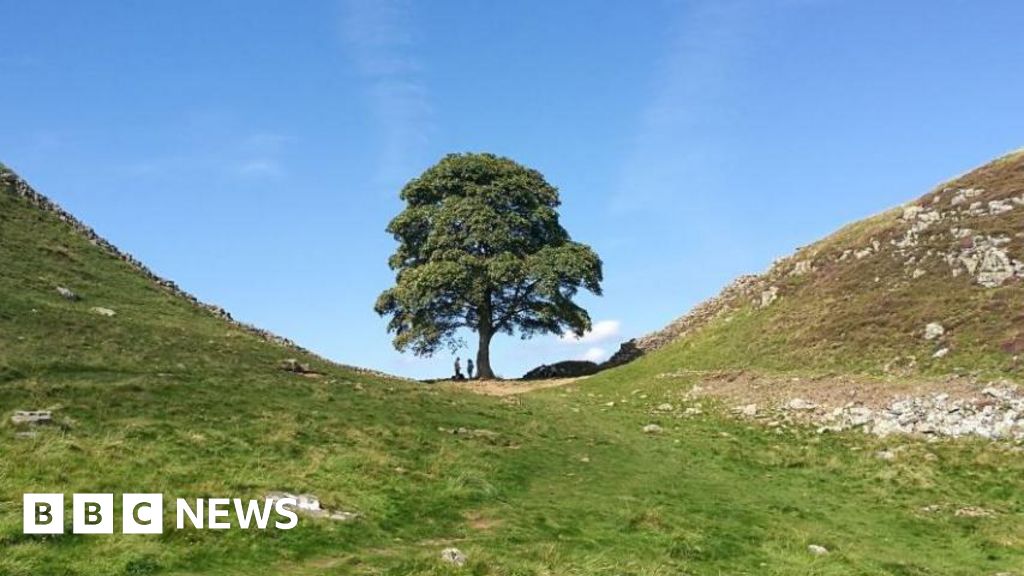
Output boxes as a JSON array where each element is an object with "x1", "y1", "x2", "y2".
[{"x1": 438, "y1": 377, "x2": 587, "y2": 396}]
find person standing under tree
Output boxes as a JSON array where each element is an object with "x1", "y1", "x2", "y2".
[
  {"x1": 467, "y1": 359, "x2": 475, "y2": 380},
  {"x1": 454, "y1": 357, "x2": 463, "y2": 380}
]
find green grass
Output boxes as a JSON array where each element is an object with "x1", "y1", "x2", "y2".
[{"x1": 3, "y1": 170, "x2": 1024, "y2": 574}]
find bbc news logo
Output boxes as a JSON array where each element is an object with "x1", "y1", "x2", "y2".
[{"x1": 23, "y1": 493, "x2": 299, "y2": 534}]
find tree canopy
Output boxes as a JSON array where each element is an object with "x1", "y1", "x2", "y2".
[{"x1": 374, "y1": 152, "x2": 603, "y2": 378}]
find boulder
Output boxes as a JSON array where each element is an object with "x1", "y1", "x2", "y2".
[
  {"x1": 440, "y1": 548, "x2": 468, "y2": 567},
  {"x1": 642, "y1": 423, "x2": 664, "y2": 434},
  {"x1": 786, "y1": 398, "x2": 817, "y2": 411},
  {"x1": 924, "y1": 323, "x2": 945, "y2": 340},
  {"x1": 11, "y1": 411, "x2": 53, "y2": 425},
  {"x1": 735, "y1": 404, "x2": 758, "y2": 417},
  {"x1": 523, "y1": 360, "x2": 599, "y2": 380},
  {"x1": 281, "y1": 358, "x2": 316, "y2": 374},
  {"x1": 56, "y1": 286, "x2": 78, "y2": 301}
]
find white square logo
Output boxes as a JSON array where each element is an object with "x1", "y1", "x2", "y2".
[
  {"x1": 122, "y1": 494, "x2": 164, "y2": 534},
  {"x1": 72, "y1": 493, "x2": 114, "y2": 534},
  {"x1": 23, "y1": 494, "x2": 64, "y2": 534}
]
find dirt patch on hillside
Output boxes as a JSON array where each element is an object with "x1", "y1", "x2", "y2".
[{"x1": 439, "y1": 377, "x2": 586, "y2": 396}]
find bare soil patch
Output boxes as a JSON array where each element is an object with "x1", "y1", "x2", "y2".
[{"x1": 438, "y1": 377, "x2": 587, "y2": 396}]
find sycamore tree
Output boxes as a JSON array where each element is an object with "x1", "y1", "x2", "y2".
[{"x1": 374, "y1": 153, "x2": 603, "y2": 379}]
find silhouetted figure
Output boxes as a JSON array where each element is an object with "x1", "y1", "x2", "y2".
[
  {"x1": 467, "y1": 359, "x2": 475, "y2": 380},
  {"x1": 453, "y1": 357, "x2": 463, "y2": 380}
]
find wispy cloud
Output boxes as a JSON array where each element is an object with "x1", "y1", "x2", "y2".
[
  {"x1": 610, "y1": 0, "x2": 752, "y2": 216},
  {"x1": 234, "y1": 159, "x2": 283, "y2": 178},
  {"x1": 110, "y1": 120, "x2": 292, "y2": 181},
  {"x1": 560, "y1": 319, "x2": 621, "y2": 344},
  {"x1": 342, "y1": 0, "x2": 431, "y2": 190},
  {"x1": 230, "y1": 132, "x2": 291, "y2": 178}
]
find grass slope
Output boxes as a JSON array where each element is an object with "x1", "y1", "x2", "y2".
[{"x1": 1, "y1": 166, "x2": 1023, "y2": 575}]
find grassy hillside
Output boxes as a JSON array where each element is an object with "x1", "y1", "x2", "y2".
[
  {"x1": 2, "y1": 164, "x2": 1024, "y2": 575},
  {"x1": 615, "y1": 150, "x2": 1024, "y2": 380}
]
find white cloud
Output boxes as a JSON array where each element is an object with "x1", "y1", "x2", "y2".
[
  {"x1": 232, "y1": 132, "x2": 290, "y2": 178},
  {"x1": 561, "y1": 319, "x2": 621, "y2": 344},
  {"x1": 579, "y1": 347, "x2": 608, "y2": 363},
  {"x1": 235, "y1": 159, "x2": 283, "y2": 178}
]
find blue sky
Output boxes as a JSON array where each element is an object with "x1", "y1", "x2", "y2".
[{"x1": 3, "y1": 1, "x2": 1023, "y2": 378}]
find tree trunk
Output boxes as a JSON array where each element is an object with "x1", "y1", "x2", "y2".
[
  {"x1": 476, "y1": 325, "x2": 495, "y2": 380},
  {"x1": 475, "y1": 289, "x2": 496, "y2": 380}
]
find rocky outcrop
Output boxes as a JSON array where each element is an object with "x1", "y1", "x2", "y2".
[
  {"x1": 811, "y1": 385, "x2": 1024, "y2": 440},
  {"x1": 523, "y1": 360, "x2": 599, "y2": 380}
]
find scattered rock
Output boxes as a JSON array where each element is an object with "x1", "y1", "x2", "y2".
[
  {"x1": 264, "y1": 492, "x2": 359, "y2": 521},
  {"x1": 854, "y1": 247, "x2": 874, "y2": 259},
  {"x1": 933, "y1": 347, "x2": 949, "y2": 359},
  {"x1": 11, "y1": 410, "x2": 53, "y2": 425},
  {"x1": 812, "y1": 386, "x2": 1024, "y2": 440},
  {"x1": 735, "y1": 404, "x2": 758, "y2": 417},
  {"x1": 902, "y1": 205, "x2": 924, "y2": 220},
  {"x1": 785, "y1": 398, "x2": 817, "y2": 411},
  {"x1": 55, "y1": 286, "x2": 78, "y2": 301},
  {"x1": 951, "y1": 188, "x2": 983, "y2": 206},
  {"x1": 976, "y1": 246, "x2": 1018, "y2": 287},
  {"x1": 987, "y1": 199, "x2": 1014, "y2": 215},
  {"x1": 642, "y1": 423, "x2": 664, "y2": 434},
  {"x1": 923, "y1": 323, "x2": 945, "y2": 341},
  {"x1": 808, "y1": 544, "x2": 829, "y2": 556},
  {"x1": 790, "y1": 260, "x2": 813, "y2": 276},
  {"x1": 944, "y1": 235, "x2": 1024, "y2": 287},
  {"x1": 440, "y1": 427, "x2": 500, "y2": 440},
  {"x1": 440, "y1": 547, "x2": 468, "y2": 567},
  {"x1": 90, "y1": 307, "x2": 116, "y2": 317},
  {"x1": 281, "y1": 358, "x2": 317, "y2": 375},
  {"x1": 955, "y1": 506, "x2": 995, "y2": 518},
  {"x1": 656, "y1": 403, "x2": 674, "y2": 412},
  {"x1": 760, "y1": 286, "x2": 779, "y2": 308}
]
